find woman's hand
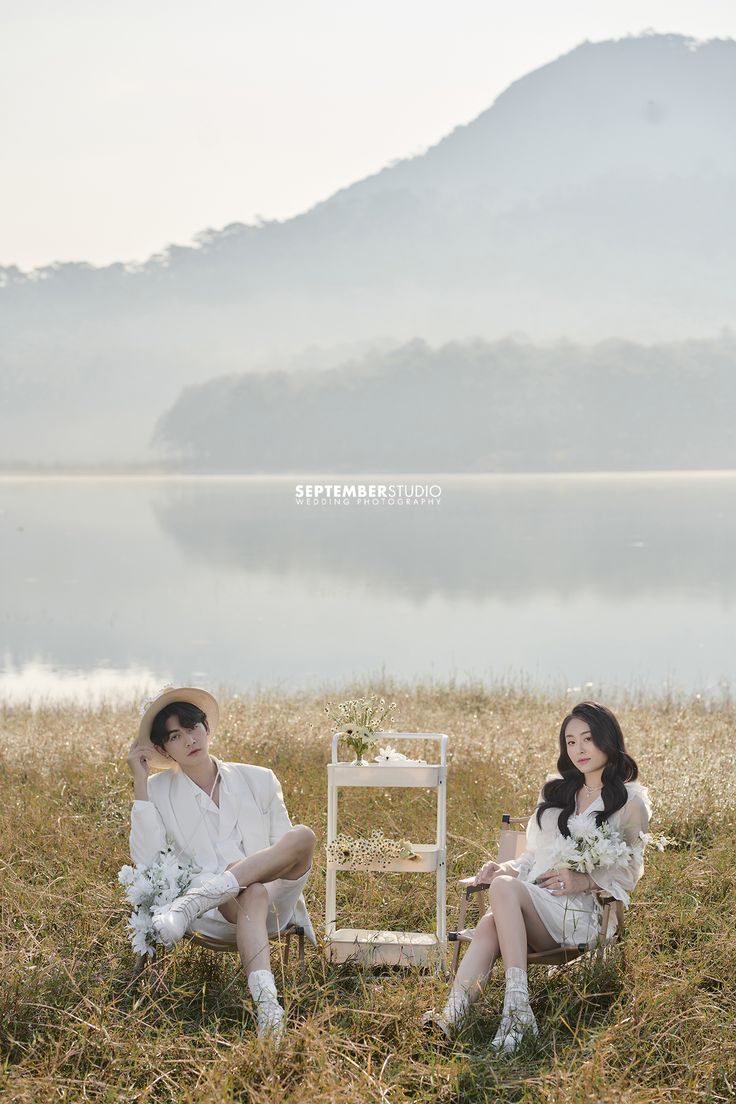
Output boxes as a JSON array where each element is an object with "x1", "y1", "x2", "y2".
[
  {"x1": 472, "y1": 859, "x2": 503, "y2": 886},
  {"x1": 536, "y1": 867, "x2": 592, "y2": 895},
  {"x1": 127, "y1": 739, "x2": 152, "y2": 781}
]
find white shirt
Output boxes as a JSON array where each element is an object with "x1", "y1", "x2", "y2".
[{"x1": 179, "y1": 765, "x2": 249, "y2": 871}]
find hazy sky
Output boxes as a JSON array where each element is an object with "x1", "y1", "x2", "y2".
[{"x1": 3, "y1": 0, "x2": 735, "y2": 271}]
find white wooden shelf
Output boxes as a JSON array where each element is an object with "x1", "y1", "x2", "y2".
[
  {"x1": 326, "y1": 928, "x2": 442, "y2": 968},
  {"x1": 325, "y1": 731, "x2": 448, "y2": 971},
  {"x1": 328, "y1": 763, "x2": 441, "y2": 788}
]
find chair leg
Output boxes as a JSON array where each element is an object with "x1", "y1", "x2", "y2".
[
  {"x1": 451, "y1": 891, "x2": 471, "y2": 978},
  {"x1": 597, "y1": 901, "x2": 612, "y2": 958},
  {"x1": 277, "y1": 927, "x2": 306, "y2": 978}
]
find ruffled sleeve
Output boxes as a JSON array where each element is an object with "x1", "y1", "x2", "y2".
[{"x1": 589, "y1": 786, "x2": 651, "y2": 907}]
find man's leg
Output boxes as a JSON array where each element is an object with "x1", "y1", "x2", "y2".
[
  {"x1": 219, "y1": 883, "x2": 271, "y2": 974},
  {"x1": 220, "y1": 883, "x2": 285, "y2": 1041},
  {"x1": 152, "y1": 826, "x2": 315, "y2": 948},
  {"x1": 225, "y1": 824, "x2": 315, "y2": 888}
]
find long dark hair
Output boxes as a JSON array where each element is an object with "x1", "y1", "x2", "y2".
[{"x1": 536, "y1": 701, "x2": 638, "y2": 836}]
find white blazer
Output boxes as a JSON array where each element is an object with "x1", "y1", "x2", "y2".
[{"x1": 129, "y1": 756, "x2": 316, "y2": 943}]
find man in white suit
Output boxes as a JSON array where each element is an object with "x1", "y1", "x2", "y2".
[{"x1": 128, "y1": 686, "x2": 316, "y2": 1040}]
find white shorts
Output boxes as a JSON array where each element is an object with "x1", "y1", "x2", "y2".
[{"x1": 185, "y1": 867, "x2": 311, "y2": 947}]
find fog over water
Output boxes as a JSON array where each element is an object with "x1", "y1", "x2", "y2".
[{"x1": 1, "y1": 474, "x2": 733, "y2": 704}]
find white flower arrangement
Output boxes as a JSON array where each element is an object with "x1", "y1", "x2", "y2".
[
  {"x1": 549, "y1": 818, "x2": 670, "y2": 875},
  {"x1": 549, "y1": 820, "x2": 632, "y2": 874},
  {"x1": 326, "y1": 697, "x2": 397, "y2": 763},
  {"x1": 326, "y1": 829, "x2": 417, "y2": 867},
  {"x1": 118, "y1": 846, "x2": 199, "y2": 956},
  {"x1": 373, "y1": 745, "x2": 427, "y2": 766}
]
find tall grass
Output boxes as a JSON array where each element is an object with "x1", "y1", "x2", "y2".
[{"x1": 0, "y1": 685, "x2": 734, "y2": 1102}]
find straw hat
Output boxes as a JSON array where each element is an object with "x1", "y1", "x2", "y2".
[{"x1": 136, "y1": 685, "x2": 220, "y2": 771}]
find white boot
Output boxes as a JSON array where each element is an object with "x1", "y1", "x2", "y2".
[
  {"x1": 152, "y1": 870, "x2": 240, "y2": 946},
  {"x1": 422, "y1": 983, "x2": 472, "y2": 1041},
  {"x1": 491, "y1": 967, "x2": 538, "y2": 1054},
  {"x1": 248, "y1": 969, "x2": 285, "y2": 1044}
]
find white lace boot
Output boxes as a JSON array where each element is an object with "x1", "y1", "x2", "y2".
[
  {"x1": 421, "y1": 982, "x2": 472, "y2": 1040},
  {"x1": 248, "y1": 969, "x2": 285, "y2": 1043},
  {"x1": 152, "y1": 870, "x2": 240, "y2": 946},
  {"x1": 491, "y1": 967, "x2": 538, "y2": 1053}
]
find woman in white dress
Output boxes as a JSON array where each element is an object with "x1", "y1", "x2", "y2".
[{"x1": 423, "y1": 701, "x2": 650, "y2": 1052}]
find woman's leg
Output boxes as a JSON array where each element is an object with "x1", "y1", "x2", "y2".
[
  {"x1": 225, "y1": 825, "x2": 315, "y2": 888},
  {"x1": 486, "y1": 876, "x2": 559, "y2": 1051},
  {"x1": 424, "y1": 911, "x2": 500, "y2": 1036},
  {"x1": 454, "y1": 910, "x2": 500, "y2": 995},
  {"x1": 488, "y1": 876, "x2": 559, "y2": 965}
]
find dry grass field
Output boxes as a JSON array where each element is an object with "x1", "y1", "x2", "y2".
[{"x1": 1, "y1": 684, "x2": 734, "y2": 1103}]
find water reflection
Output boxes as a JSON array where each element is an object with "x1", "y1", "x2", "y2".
[
  {"x1": 153, "y1": 475, "x2": 736, "y2": 602},
  {"x1": 0, "y1": 474, "x2": 734, "y2": 700}
]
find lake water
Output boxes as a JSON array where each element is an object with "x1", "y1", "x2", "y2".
[{"x1": 1, "y1": 473, "x2": 734, "y2": 705}]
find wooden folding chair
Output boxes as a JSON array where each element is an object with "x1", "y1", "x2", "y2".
[
  {"x1": 448, "y1": 813, "x2": 625, "y2": 976},
  {"x1": 130, "y1": 922, "x2": 306, "y2": 987}
]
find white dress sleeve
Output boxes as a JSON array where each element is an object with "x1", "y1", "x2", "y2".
[
  {"x1": 589, "y1": 792, "x2": 651, "y2": 907},
  {"x1": 129, "y1": 792, "x2": 168, "y2": 868}
]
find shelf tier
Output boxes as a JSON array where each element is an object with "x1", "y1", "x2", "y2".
[
  {"x1": 328, "y1": 763, "x2": 441, "y2": 788},
  {"x1": 327, "y1": 843, "x2": 441, "y2": 873},
  {"x1": 325, "y1": 928, "x2": 442, "y2": 967}
]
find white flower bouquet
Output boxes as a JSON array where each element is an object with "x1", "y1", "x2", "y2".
[
  {"x1": 118, "y1": 846, "x2": 199, "y2": 956},
  {"x1": 326, "y1": 697, "x2": 396, "y2": 764},
  {"x1": 549, "y1": 818, "x2": 670, "y2": 875},
  {"x1": 548, "y1": 819, "x2": 633, "y2": 875},
  {"x1": 326, "y1": 829, "x2": 417, "y2": 867}
]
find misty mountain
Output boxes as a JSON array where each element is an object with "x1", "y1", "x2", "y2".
[
  {"x1": 154, "y1": 333, "x2": 736, "y2": 472},
  {"x1": 2, "y1": 33, "x2": 736, "y2": 464}
]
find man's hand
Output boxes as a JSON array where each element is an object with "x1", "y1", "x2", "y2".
[{"x1": 127, "y1": 739, "x2": 152, "y2": 781}]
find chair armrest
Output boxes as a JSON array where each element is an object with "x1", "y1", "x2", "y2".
[{"x1": 458, "y1": 877, "x2": 489, "y2": 894}]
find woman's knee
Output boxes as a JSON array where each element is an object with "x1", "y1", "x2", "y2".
[{"x1": 488, "y1": 875, "x2": 520, "y2": 903}]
